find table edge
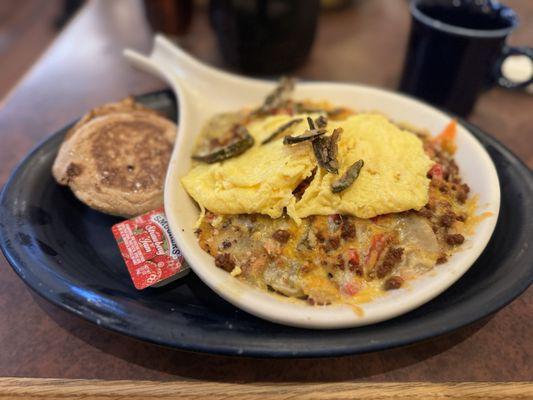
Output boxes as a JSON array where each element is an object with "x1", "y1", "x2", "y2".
[{"x1": 0, "y1": 378, "x2": 531, "y2": 399}]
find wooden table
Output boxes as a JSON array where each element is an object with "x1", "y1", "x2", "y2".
[{"x1": 0, "y1": 0, "x2": 531, "y2": 398}]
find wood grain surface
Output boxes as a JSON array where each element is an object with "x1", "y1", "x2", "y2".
[
  {"x1": 1, "y1": 378, "x2": 532, "y2": 399},
  {"x1": 0, "y1": 0, "x2": 531, "y2": 386},
  {"x1": 0, "y1": 0, "x2": 61, "y2": 99}
]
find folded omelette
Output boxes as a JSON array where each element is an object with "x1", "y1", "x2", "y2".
[{"x1": 181, "y1": 113, "x2": 434, "y2": 222}]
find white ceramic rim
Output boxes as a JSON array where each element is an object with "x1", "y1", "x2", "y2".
[{"x1": 164, "y1": 81, "x2": 500, "y2": 329}]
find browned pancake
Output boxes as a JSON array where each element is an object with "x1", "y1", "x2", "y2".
[
  {"x1": 52, "y1": 100, "x2": 176, "y2": 217},
  {"x1": 64, "y1": 96, "x2": 161, "y2": 140}
]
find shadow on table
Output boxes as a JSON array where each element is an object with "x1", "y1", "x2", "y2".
[{"x1": 34, "y1": 293, "x2": 491, "y2": 382}]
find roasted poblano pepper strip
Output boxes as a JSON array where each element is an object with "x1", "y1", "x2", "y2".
[
  {"x1": 192, "y1": 126, "x2": 254, "y2": 163},
  {"x1": 312, "y1": 127, "x2": 342, "y2": 174},
  {"x1": 261, "y1": 118, "x2": 303, "y2": 145},
  {"x1": 312, "y1": 136, "x2": 334, "y2": 173},
  {"x1": 331, "y1": 159, "x2": 364, "y2": 193},
  {"x1": 306, "y1": 116, "x2": 316, "y2": 130},
  {"x1": 315, "y1": 115, "x2": 328, "y2": 128},
  {"x1": 283, "y1": 129, "x2": 327, "y2": 145},
  {"x1": 256, "y1": 77, "x2": 295, "y2": 115},
  {"x1": 327, "y1": 127, "x2": 341, "y2": 173}
]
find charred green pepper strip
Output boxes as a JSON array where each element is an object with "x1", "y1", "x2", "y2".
[
  {"x1": 331, "y1": 159, "x2": 364, "y2": 193},
  {"x1": 192, "y1": 126, "x2": 254, "y2": 163},
  {"x1": 306, "y1": 116, "x2": 316, "y2": 130},
  {"x1": 283, "y1": 129, "x2": 327, "y2": 145},
  {"x1": 315, "y1": 115, "x2": 328, "y2": 128},
  {"x1": 312, "y1": 127, "x2": 342, "y2": 174},
  {"x1": 256, "y1": 77, "x2": 295, "y2": 115},
  {"x1": 312, "y1": 136, "x2": 334, "y2": 173},
  {"x1": 261, "y1": 118, "x2": 303, "y2": 145},
  {"x1": 327, "y1": 127, "x2": 342, "y2": 173}
]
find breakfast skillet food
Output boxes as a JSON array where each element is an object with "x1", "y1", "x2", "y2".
[{"x1": 181, "y1": 79, "x2": 478, "y2": 307}]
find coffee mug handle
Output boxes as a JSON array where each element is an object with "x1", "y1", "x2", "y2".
[{"x1": 495, "y1": 46, "x2": 533, "y2": 89}]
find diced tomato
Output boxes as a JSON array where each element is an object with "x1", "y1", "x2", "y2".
[
  {"x1": 341, "y1": 281, "x2": 360, "y2": 296},
  {"x1": 347, "y1": 248, "x2": 360, "y2": 266},
  {"x1": 428, "y1": 163, "x2": 443, "y2": 180}
]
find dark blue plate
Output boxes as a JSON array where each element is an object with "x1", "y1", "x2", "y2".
[{"x1": 1, "y1": 90, "x2": 532, "y2": 358}]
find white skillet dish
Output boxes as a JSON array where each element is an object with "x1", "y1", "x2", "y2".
[{"x1": 125, "y1": 35, "x2": 500, "y2": 329}]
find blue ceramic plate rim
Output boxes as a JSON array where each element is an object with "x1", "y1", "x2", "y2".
[{"x1": 0, "y1": 89, "x2": 532, "y2": 358}]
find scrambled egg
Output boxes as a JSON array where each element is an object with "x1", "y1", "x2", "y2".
[
  {"x1": 181, "y1": 115, "x2": 316, "y2": 219},
  {"x1": 181, "y1": 113, "x2": 433, "y2": 221},
  {"x1": 296, "y1": 115, "x2": 434, "y2": 219}
]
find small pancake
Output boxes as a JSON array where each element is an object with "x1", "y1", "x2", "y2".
[
  {"x1": 64, "y1": 96, "x2": 162, "y2": 141},
  {"x1": 53, "y1": 106, "x2": 176, "y2": 217}
]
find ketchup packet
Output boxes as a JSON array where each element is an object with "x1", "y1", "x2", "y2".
[{"x1": 112, "y1": 208, "x2": 189, "y2": 289}]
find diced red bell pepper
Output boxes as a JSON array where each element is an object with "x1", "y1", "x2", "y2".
[
  {"x1": 365, "y1": 233, "x2": 388, "y2": 269},
  {"x1": 341, "y1": 281, "x2": 360, "y2": 296},
  {"x1": 347, "y1": 248, "x2": 360, "y2": 266},
  {"x1": 428, "y1": 163, "x2": 443, "y2": 180}
]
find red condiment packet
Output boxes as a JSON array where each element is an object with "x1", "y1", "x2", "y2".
[{"x1": 112, "y1": 208, "x2": 189, "y2": 289}]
